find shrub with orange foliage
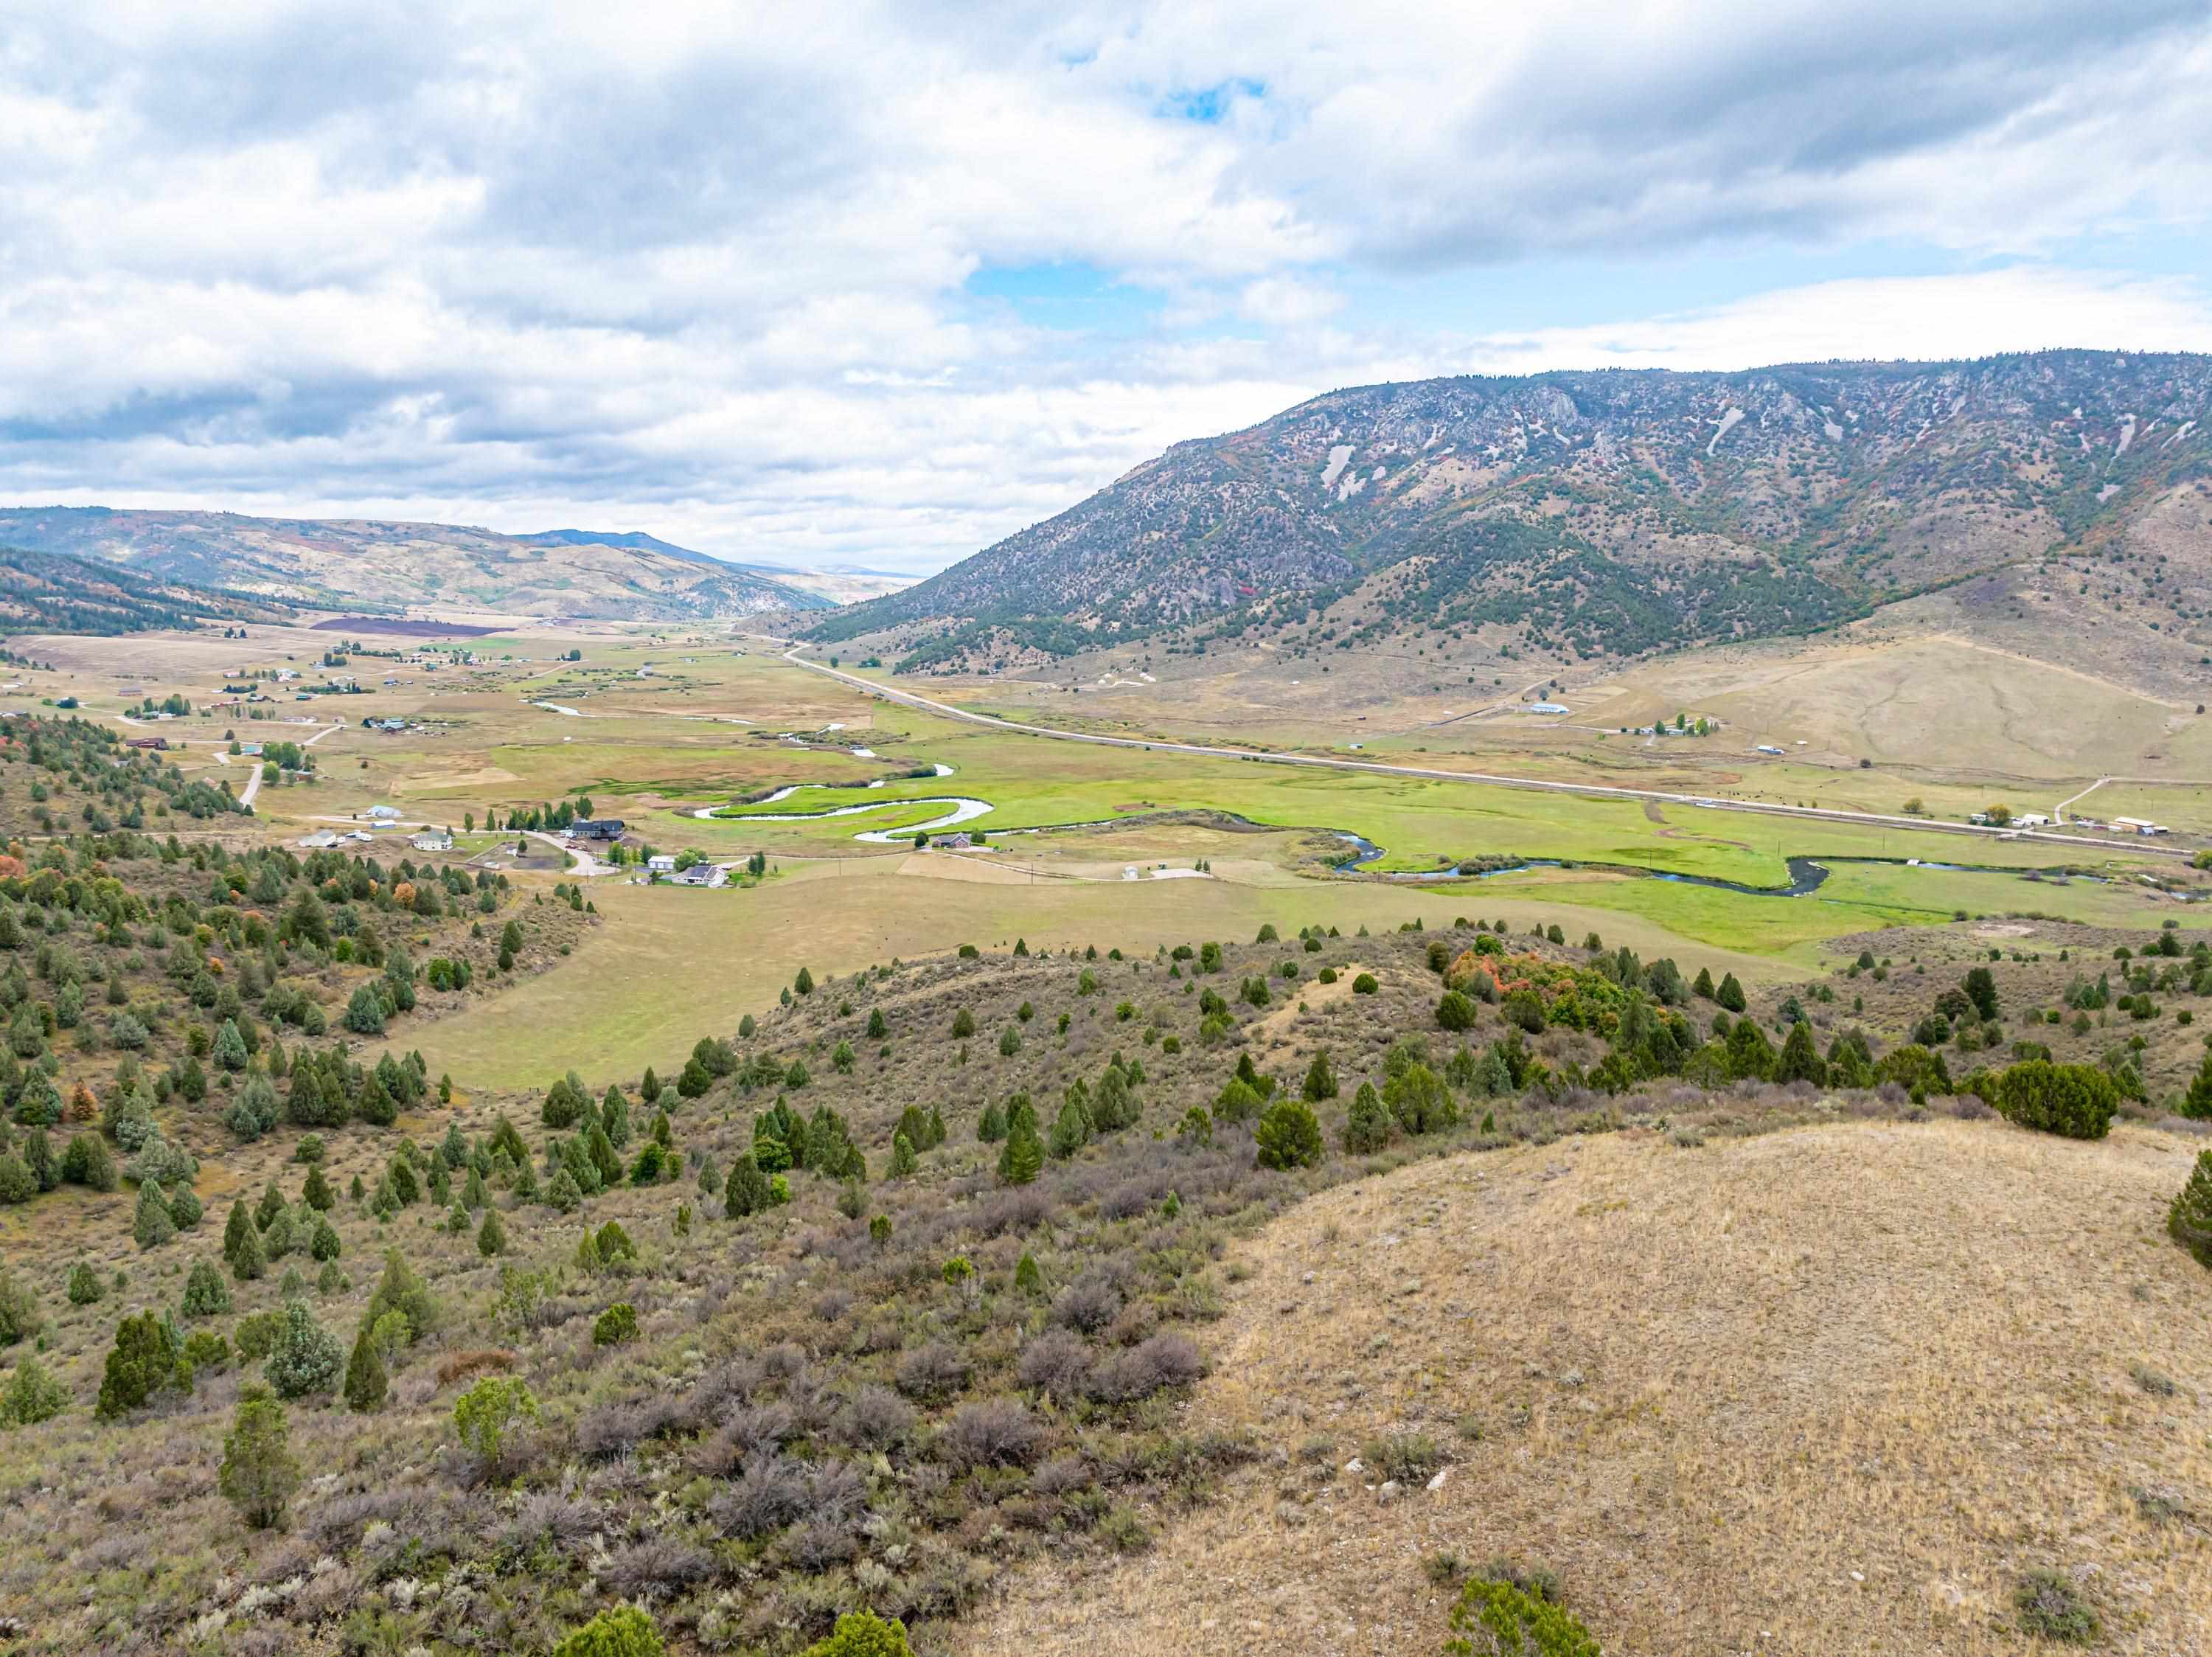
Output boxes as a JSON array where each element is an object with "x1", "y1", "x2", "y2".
[
  {"x1": 437, "y1": 1349, "x2": 518, "y2": 1386},
  {"x1": 0, "y1": 855, "x2": 25, "y2": 881},
  {"x1": 392, "y1": 883, "x2": 417, "y2": 909},
  {"x1": 68, "y1": 1081, "x2": 99, "y2": 1122}
]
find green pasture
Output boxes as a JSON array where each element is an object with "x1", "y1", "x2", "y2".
[{"x1": 658, "y1": 697, "x2": 2175, "y2": 886}]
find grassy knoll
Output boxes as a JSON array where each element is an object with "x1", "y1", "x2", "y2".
[{"x1": 964, "y1": 1119, "x2": 2212, "y2": 1657}]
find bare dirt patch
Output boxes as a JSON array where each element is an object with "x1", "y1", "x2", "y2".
[{"x1": 1251, "y1": 963, "x2": 1371, "y2": 1041}]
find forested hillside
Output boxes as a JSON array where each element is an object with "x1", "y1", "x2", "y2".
[{"x1": 0, "y1": 546, "x2": 285, "y2": 639}]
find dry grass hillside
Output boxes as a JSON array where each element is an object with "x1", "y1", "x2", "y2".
[{"x1": 967, "y1": 1119, "x2": 2212, "y2": 1656}]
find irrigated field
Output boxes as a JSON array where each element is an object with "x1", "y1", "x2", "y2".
[{"x1": 389, "y1": 856, "x2": 1791, "y2": 1091}]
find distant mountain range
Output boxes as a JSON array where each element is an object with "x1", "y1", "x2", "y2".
[
  {"x1": 808, "y1": 350, "x2": 2212, "y2": 672},
  {"x1": 0, "y1": 508, "x2": 871, "y2": 621}
]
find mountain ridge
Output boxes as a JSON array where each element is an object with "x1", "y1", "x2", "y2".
[
  {"x1": 807, "y1": 350, "x2": 2212, "y2": 673},
  {"x1": 0, "y1": 507, "x2": 832, "y2": 622}
]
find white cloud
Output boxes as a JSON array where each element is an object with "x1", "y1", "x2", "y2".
[{"x1": 1, "y1": 1, "x2": 2210, "y2": 574}]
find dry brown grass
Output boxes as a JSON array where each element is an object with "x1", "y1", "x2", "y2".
[{"x1": 965, "y1": 1119, "x2": 2212, "y2": 1656}]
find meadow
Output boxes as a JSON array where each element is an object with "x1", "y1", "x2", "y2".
[{"x1": 389, "y1": 855, "x2": 1790, "y2": 1091}]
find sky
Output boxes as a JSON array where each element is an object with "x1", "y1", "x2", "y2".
[{"x1": 4, "y1": 1, "x2": 2212, "y2": 576}]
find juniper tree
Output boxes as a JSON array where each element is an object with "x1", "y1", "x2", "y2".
[
  {"x1": 265, "y1": 1302, "x2": 341, "y2": 1400},
  {"x1": 1342, "y1": 1080, "x2": 1392, "y2": 1154},
  {"x1": 1254, "y1": 1097, "x2": 1325, "y2": 1170},
  {"x1": 182, "y1": 1257, "x2": 232, "y2": 1319},
  {"x1": 723, "y1": 1150, "x2": 770, "y2": 1218},
  {"x1": 218, "y1": 1385, "x2": 301, "y2": 1529},
  {"x1": 343, "y1": 1324, "x2": 388, "y2": 1413},
  {"x1": 996, "y1": 1122, "x2": 1043, "y2": 1186},
  {"x1": 133, "y1": 1180, "x2": 177, "y2": 1249},
  {"x1": 2171, "y1": 1149, "x2": 2212, "y2": 1269},
  {"x1": 887, "y1": 1133, "x2": 919, "y2": 1178}
]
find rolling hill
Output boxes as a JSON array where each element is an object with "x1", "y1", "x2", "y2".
[
  {"x1": 0, "y1": 543, "x2": 291, "y2": 639},
  {"x1": 0, "y1": 509, "x2": 832, "y2": 622},
  {"x1": 809, "y1": 351, "x2": 2212, "y2": 674}
]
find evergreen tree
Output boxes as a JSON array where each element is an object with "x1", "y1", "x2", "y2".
[
  {"x1": 96, "y1": 1310, "x2": 181, "y2": 1418},
  {"x1": 355, "y1": 1071, "x2": 396, "y2": 1127},
  {"x1": 723, "y1": 1150, "x2": 770, "y2": 1218},
  {"x1": 1723, "y1": 1017, "x2": 1776, "y2": 1081},
  {"x1": 1047, "y1": 1095, "x2": 1093, "y2": 1160},
  {"x1": 182, "y1": 1257, "x2": 232, "y2": 1319},
  {"x1": 343, "y1": 1324, "x2": 388, "y2": 1413},
  {"x1": 977, "y1": 1100, "x2": 1007, "y2": 1142},
  {"x1": 133, "y1": 1180, "x2": 176, "y2": 1249},
  {"x1": 2170, "y1": 1148, "x2": 2212, "y2": 1269},
  {"x1": 228, "y1": 1203, "x2": 266, "y2": 1282},
  {"x1": 1775, "y1": 1020, "x2": 1828, "y2": 1086},
  {"x1": 1301, "y1": 1049, "x2": 1340, "y2": 1102},
  {"x1": 1, "y1": 1352, "x2": 67, "y2": 1427},
  {"x1": 1014, "y1": 1251, "x2": 1045, "y2": 1296},
  {"x1": 1715, "y1": 972, "x2": 1747, "y2": 1012},
  {"x1": 218, "y1": 1384, "x2": 301, "y2": 1529},
  {"x1": 476, "y1": 1207, "x2": 507, "y2": 1256},
  {"x1": 2181, "y1": 1049, "x2": 2212, "y2": 1120},
  {"x1": 996, "y1": 1122, "x2": 1043, "y2": 1186},
  {"x1": 302, "y1": 1165, "x2": 335, "y2": 1211},
  {"x1": 1255, "y1": 1098, "x2": 1325, "y2": 1170},
  {"x1": 265, "y1": 1302, "x2": 342, "y2": 1400},
  {"x1": 1964, "y1": 966, "x2": 2000, "y2": 1021},
  {"x1": 212, "y1": 1018, "x2": 249, "y2": 1072},
  {"x1": 1342, "y1": 1080, "x2": 1392, "y2": 1153},
  {"x1": 887, "y1": 1133, "x2": 919, "y2": 1178},
  {"x1": 256, "y1": 1180, "x2": 288, "y2": 1231}
]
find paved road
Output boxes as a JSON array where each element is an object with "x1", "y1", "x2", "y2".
[{"x1": 765, "y1": 641, "x2": 2197, "y2": 866}]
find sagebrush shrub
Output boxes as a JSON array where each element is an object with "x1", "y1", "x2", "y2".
[
  {"x1": 939, "y1": 1397, "x2": 1041, "y2": 1470},
  {"x1": 2014, "y1": 1570, "x2": 2099, "y2": 1644}
]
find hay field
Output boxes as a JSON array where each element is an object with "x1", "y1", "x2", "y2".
[
  {"x1": 389, "y1": 858, "x2": 1785, "y2": 1090},
  {"x1": 966, "y1": 1119, "x2": 2212, "y2": 1657}
]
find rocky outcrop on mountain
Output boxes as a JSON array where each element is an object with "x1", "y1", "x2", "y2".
[{"x1": 811, "y1": 352, "x2": 2212, "y2": 668}]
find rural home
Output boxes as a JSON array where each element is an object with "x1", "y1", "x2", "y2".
[
  {"x1": 647, "y1": 854, "x2": 677, "y2": 875},
  {"x1": 411, "y1": 830, "x2": 453, "y2": 852},
  {"x1": 672, "y1": 863, "x2": 728, "y2": 887},
  {"x1": 571, "y1": 819, "x2": 627, "y2": 841}
]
